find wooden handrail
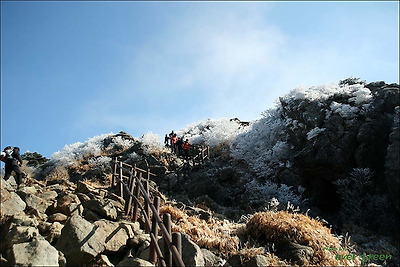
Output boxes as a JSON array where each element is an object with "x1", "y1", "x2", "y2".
[{"x1": 112, "y1": 158, "x2": 185, "y2": 267}]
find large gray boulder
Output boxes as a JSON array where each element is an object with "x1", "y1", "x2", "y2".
[
  {"x1": 181, "y1": 233, "x2": 205, "y2": 266},
  {"x1": 51, "y1": 193, "x2": 82, "y2": 216},
  {"x1": 93, "y1": 220, "x2": 138, "y2": 253},
  {"x1": 83, "y1": 198, "x2": 118, "y2": 220},
  {"x1": 24, "y1": 194, "x2": 51, "y2": 215},
  {"x1": 16, "y1": 186, "x2": 38, "y2": 200},
  {"x1": 55, "y1": 215, "x2": 105, "y2": 266},
  {"x1": 1, "y1": 183, "x2": 26, "y2": 218},
  {"x1": 3, "y1": 226, "x2": 39, "y2": 251},
  {"x1": 76, "y1": 181, "x2": 101, "y2": 196},
  {"x1": 11, "y1": 238, "x2": 60, "y2": 266}
]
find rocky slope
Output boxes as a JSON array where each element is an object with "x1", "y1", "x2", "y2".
[{"x1": 1, "y1": 78, "x2": 399, "y2": 266}]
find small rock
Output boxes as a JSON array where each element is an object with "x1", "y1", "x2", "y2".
[
  {"x1": 117, "y1": 257, "x2": 154, "y2": 267},
  {"x1": 77, "y1": 192, "x2": 91, "y2": 203},
  {"x1": 83, "y1": 208, "x2": 103, "y2": 222},
  {"x1": 244, "y1": 255, "x2": 272, "y2": 266},
  {"x1": 39, "y1": 190, "x2": 58, "y2": 202},
  {"x1": 48, "y1": 213, "x2": 68, "y2": 223},
  {"x1": 46, "y1": 222, "x2": 64, "y2": 244},
  {"x1": 201, "y1": 248, "x2": 224, "y2": 266}
]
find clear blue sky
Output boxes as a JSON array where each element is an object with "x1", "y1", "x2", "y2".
[{"x1": 1, "y1": 1, "x2": 399, "y2": 158}]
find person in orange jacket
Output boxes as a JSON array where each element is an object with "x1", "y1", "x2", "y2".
[{"x1": 182, "y1": 139, "x2": 191, "y2": 159}]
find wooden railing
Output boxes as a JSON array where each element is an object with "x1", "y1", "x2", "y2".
[
  {"x1": 190, "y1": 145, "x2": 209, "y2": 167},
  {"x1": 112, "y1": 158, "x2": 185, "y2": 267},
  {"x1": 161, "y1": 145, "x2": 210, "y2": 195}
]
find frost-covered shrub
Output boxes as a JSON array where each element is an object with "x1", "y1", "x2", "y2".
[
  {"x1": 109, "y1": 136, "x2": 135, "y2": 150},
  {"x1": 281, "y1": 82, "x2": 372, "y2": 104},
  {"x1": 177, "y1": 118, "x2": 248, "y2": 147},
  {"x1": 128, "y1": 152, "x2": 140, "y2": 161},
  {"x1": 140, "y1": 132, "x2": 167, "y2": 155},
  {"x1": 245, "y1": 179, "x2": 301, "y2": 208},
  {"x1": 231, "y1": 108, "x2": 290, "y2": 177},
  {"x1": 330, "y1": 102, "x2": 359, "y2": 119},
  {"x1": 339, "y1": 76, "x2": 366, "y2": 86},
  {"x1": 88, "y1": 156, "x2": 112, "y2": 172},
  {"x1": 51, "y1": 133, "x2": 112, "y2": 166},
  {"x1": 334, "y1": 168, "x2": 396, "y2": 232}
]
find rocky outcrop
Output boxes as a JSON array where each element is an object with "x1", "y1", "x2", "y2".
[
  {"x1": 0, "y1": 179, "x2": 167, "y2": 267},
  {"x1": 277, "y1": 82, "x2": 400, "y2": 215},
  {"x1": 385, "y1": 106, "x2": 400, "y2": 212}
]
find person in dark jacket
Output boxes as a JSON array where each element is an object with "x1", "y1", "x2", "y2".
[
  {"x1": 176, "y1": 137, "x2": 183, "y2": 157},
  {"x1": 3, "y1": 146, "x2": 23, "y2": 187},
  {"x1": 164, "y1": 134, "x2": 170, "y2": 147}
]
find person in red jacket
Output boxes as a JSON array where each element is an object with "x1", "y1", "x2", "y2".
[
  {"x1": 170, "y1": 135, "x2": 178, "y2": 153},
  {"x1": 182, "y1": 139, "x2": 191, "y2": 159}
]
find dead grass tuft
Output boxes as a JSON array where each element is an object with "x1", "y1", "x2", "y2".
[
  {"x1": 245, "y1": 211, "x2": 361, "y2": 266},
  {"x1": 160, "y1": 204, "x2": 241, "y2": 254},
  {"x1": 46, "y1": 165, "x2": 70, "y2": 181}
]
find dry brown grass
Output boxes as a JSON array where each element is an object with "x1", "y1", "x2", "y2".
[
  {"x1": 158, "y1": 205, "x2": 362, "y2": 265},
  {"x1": 160, "y1": 204, "x2": 241, "y2": 254},
  {"x1": 245, "y1": 211, "x2": 361, "y2": 266},
  {"x1": 46, "y1": 165, "x2": 70, "y2": 181}
]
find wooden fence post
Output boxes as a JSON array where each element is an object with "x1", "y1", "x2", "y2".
[
  {"x1": 149, "y1": 196, "x2": 160, "y2": 264},
  {"x1": 119, "y1": 161, "x2": 123, "y2": 199},
  {"x1": 132, "y1": 172, "x2": 142, "y2": 222},
  {"x1": 172, "y1": 232, "x2": 182, "y2": 267},
  {"x1": 144, "y1": 179, "x2": 151, "y2": 233},
  {"x1": 125, "y1": 170, "x2": 135, "y2": 216},
  {"x1": 163, "y1": 213, "x2": 172, "y2": 267},
  {"x1": 112, "y1": 157, "x2": 118, "y2": 187}
]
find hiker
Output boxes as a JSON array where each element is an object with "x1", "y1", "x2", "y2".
[
  {"x1": 182, "y1": 139, "x2": 192, "y2": 159},
  {"x1": 170, "y1": 134, "x2": 177, "y2": 153},
  {"x1": 176, "y1": 137, "x2": 183, "y2": 157},
  {"x1": 1, "y1": 146, "x2": 23, "y2": 187},
  {"x1": 164, "y1": 134, "x2": 169, "y2": 147}
]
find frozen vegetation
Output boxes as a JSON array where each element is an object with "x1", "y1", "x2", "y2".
[{"x1": 7, "y1": 77, "x2": 398, "y2": 266}]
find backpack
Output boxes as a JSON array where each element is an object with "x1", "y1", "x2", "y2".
[{"x1": 1, "y1": 147, "x2": 14, "y2": 162}]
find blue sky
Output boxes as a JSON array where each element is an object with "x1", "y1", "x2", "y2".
[{"x1": 1, "y1": 1, "x2": 399, "y2": 158}]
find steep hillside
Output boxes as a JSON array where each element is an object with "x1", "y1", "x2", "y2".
[{"x1": 1, "y1": 78, "x2": 398, "y2": 266}]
